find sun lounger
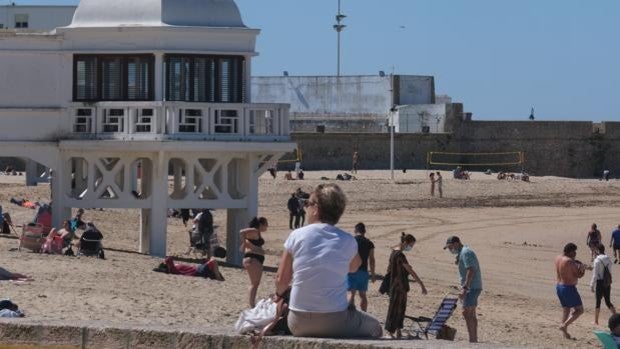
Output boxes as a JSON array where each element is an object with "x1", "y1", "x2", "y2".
[
  {"x1": 594, "y1": 330, "x2": 618, "y2": 349},
  {"x1": 405, "y1": 295, "x2": 459, "y2": 340}
]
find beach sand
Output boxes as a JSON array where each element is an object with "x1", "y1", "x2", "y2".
[{"x1": 1, "y1": 170, "x2": 619, "y2": 348}]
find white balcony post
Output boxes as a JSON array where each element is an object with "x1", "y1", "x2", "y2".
[{"x1": 128, "y1": 107, "x2": 136, "y2": 134}]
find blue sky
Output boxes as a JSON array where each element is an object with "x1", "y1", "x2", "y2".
[{"x1": 12, "y1": 0, "x2": 620, "y2": 121}]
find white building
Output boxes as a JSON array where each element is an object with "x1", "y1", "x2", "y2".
[
  {"x1": 0, "y1": 4, "x2": 76, "y2": 31},
  {"x1": 0, "y1": 0, "x2": 294, "y2": 263},
  {"x1": 252, "y1": 74, "x2": 461, "y2": 133}
]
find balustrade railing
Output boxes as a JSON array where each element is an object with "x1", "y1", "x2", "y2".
[{"x1": 68, "y1": 102, "x2": 290, "y2": 141}]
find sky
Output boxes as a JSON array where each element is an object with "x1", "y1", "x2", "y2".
[{"x1": 10, "y1": 0, "x2": 620, "y2": 121}]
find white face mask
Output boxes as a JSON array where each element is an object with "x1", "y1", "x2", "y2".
[
  {"x1": 449, "y1": 247, "x2": 459, "y2": 255},
  {"x1": 404, "y1": 245, "x2": 413, "y2": 252}
]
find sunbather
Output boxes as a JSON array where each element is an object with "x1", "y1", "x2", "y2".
[
  {"x1": 0, "y1": 267, "x2": 32, "y2": 281},
  {"x1": 0, "y1": 299, "x2": 24, "y2": 318},
  {"x1": 154, "y1": 256, "x2": 224, "y2": 281},
  {"x1": 10, "y1": 198, "x2": 38, "y2": 209}
]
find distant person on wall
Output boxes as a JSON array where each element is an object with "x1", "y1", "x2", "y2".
[
  {"x1": 555, "y1": 243, "x2": 586, "y2": 339},
  {"x1": 429, "y1": 173, "x2": 435, "y2": 197},
  {"x1": 347, "y1": 223, "x2": 376, "y2": 312},
  {"x1": 587, "y1": 223, "x2": 603, "y2": 262},
  {"x1": 287, "y1": 193, "x2": 301, "y2": 230},
  {"x1": 352, "y1": 151, "x2": 359, "y2": 174},
  {"x1": 610, "y1": 225, "x2": 620, "y2": 264},
  {"x1": 435, "y1": 171, "x2": 443, "y2": 198}
]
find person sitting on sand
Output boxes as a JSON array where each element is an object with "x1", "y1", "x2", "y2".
[
  {"x1": 274, "y1": 183, "x2": 382, "y2": 338},
  {"x1": 497, "y1": 172, "x2": 507, "y2": 180},
  {"x1": 0, "y1": 267, "x2": 32, "y2": 282},
  {"x1": 155, "y1": 256, "x2": 224, "y2": 281},
  {"x1": 555, "y1": 243, "x2": 585, "y2": 339},
  {"x1": 608, "y1": 313, "x2": 620, "y2": 345},
  {"x1": 284, "y1": 171, "x2": 294, "y2": 181}
]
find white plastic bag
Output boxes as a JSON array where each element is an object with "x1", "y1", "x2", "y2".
[{"x1": 234, "y1": 298, "x2": 277, "y2": 334}]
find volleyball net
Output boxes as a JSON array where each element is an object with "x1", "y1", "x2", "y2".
[
  {"x1": 427, "y1": 151, "x2": 525, "y2": 169},
  {"x1": 277, "y1": 147, "x2": 303, "y2": 164}
]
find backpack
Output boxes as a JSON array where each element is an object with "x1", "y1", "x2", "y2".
[{"x1": 603, "y1": 264, "x2": 613, "y2": 288}]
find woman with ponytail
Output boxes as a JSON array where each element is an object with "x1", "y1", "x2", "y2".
[
  {"x1": 384, "y1": 232, "x2": 427, "y2": 338},
  {"x1": 240, "y1": 216, "x2": 269, "y2": 307}
]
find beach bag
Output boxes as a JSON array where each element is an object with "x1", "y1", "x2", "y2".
[
  {"x1": 379, "y1": 273, "x2": 391, "y2": 295},
  {"x1": 603, "y1": 264, "x2": 613, "y2": 287}
]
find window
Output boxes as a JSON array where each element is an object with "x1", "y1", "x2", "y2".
[
  {"x1": 14, "y1": 14, "x2": 28, "y2": 29},
  {"x1": 73, "y1": 55, "x2": 154, "y2": 101},
  {"x1": 165, "y1": 55, "x2": 245, "y2": 103}
]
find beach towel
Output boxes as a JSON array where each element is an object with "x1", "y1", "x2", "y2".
[{"x1": 235, "y1": 298, "x2": 278, "y2": 334}]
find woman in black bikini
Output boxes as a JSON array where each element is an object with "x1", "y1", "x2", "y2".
[{"x1": 241, "y1": 216, "x2": 268, "y2": 307}]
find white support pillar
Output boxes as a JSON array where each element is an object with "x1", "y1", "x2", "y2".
[
  {"x1": 25, "y1": 159, "x2": 38, "y2": 187},
  {"x1": 140, "y1": 152, "x2": 167, "y2": 256},
  {"x1": 226, "y1": 155, "x2": 258, "y2": 265},
  {"x1": 51, "y1": 153, "x2": 71, "y2": 229}
]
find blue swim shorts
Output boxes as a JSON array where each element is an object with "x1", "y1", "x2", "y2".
[
  {"x1": 556, "y1": 284, "x2": 582, "y2": 308},
  {"x1": 347, "y1": 270, "x2": 370, "y2": 292},
  {"x1": 463, "y1": 288, "x2": 482, "y2": 307}
]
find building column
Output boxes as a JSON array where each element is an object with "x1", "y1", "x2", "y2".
[
  {"x1": 226, "y1": 155, "x2": 258, "y2": 266},
  {"x1": 139, "y1": 152, "x2": 167, "y2": 256},
  {"x1": 51, "y1": 153, "x2": 71, "y2": 229},
  {"x1": 25, "y1": 159, "x2": 38, "y2": 186}
]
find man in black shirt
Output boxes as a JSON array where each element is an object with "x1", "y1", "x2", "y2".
[
  {"x1": 79, "y1": 222, "x2": 105, "y2": 259},
  {"x1": 347, "y1": 222, "x2": 376, "y2": 311}
]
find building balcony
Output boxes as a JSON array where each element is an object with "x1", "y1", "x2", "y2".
[{"x1": 66, "y1": 101, "x2": 290, "y2": 142}]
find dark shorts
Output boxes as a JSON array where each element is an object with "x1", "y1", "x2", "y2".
[
  {"x1": 556, "y1": 284, "x2": 582, "y2": 308},
  {"x1": 347, "y1": 270, "x2": 370, "y2": 292},
  {"x1": 613, "y1": 245, "x2": 620, "y2": 251}
]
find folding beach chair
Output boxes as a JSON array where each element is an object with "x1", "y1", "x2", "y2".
[
  {"x1": 405, "y1": 295, "x2": 459, "y2": 340},
  {"x1": 18, "y1": 223, "x2": 46, "y2": 253},
  {"x1": 594, "y1": 331, "x2": 618, "y2": 349}
]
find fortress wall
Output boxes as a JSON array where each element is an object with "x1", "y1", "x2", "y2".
[{"x1": 291, "y1": 120, "x2": 620, "y2": 178}]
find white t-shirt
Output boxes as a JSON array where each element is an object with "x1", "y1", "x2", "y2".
[{"x1": 284, "y1": 223, "x2": 358, "y2": 313}]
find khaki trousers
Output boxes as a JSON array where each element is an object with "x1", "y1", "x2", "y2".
[{"x1": 288, "y1": 307, "x2": 382, "y2": 338}]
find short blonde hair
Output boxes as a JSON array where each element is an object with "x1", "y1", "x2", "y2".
[{"x1": 313, "y1": 183, "x2": 346, "y2": 225}]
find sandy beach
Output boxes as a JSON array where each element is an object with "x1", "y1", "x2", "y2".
[{"x1": 1, "y1": 170, "x2": 619, "y2": 348}]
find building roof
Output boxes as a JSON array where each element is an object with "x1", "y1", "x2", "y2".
[{"x1": 69, "y1": 0, "x2": 245, "y2": 28}]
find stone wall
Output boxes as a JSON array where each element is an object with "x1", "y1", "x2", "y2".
[{"x1": 290, "y1": 119, "x2": 620, "y2": 178}]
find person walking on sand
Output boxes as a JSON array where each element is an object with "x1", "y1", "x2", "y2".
[
  {"x1": 435, "y1": 171, "x2": 443, "y2": 198},
  {"x1": 590, "y1": 244, "x2": 616, "y2": 325},
  {"x1": 444, "y1": 235, "x2": 482, "y2": 343},
  {"x1": 352, "y1": 151, "x2": 359, "y2": 174},
  {"x1": 385, "y1": 233, "x2": 427, "y2": 338},
  {"x1": 429, "y1": 173, "x2": 435, "y2": 197},
  {"x1": 610, "y1": 225, "x2": 620, "y2": 264},
  {"x1": 587, "y1": 223, "x2": 602, "y2": 262},
  {"x1": 555, "y1": 243, "x2": 586, "y2": 339},
  {"x1": 347, "y1": 222, "x2": 376, "y2": 312}
]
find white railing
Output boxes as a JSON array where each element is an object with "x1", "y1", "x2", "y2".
[{"x1": 68, "y1": 102, "x2": 290, "y2": 141}]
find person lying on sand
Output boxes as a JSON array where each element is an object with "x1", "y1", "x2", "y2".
[
  {"x1": 154, "y1": 256, "x2": 224, "y2": 281},
  {"x1": 0, "y1": 299, "x2": 24, "y2": 318},
  {"x1": 0, "y1": 267, "x2": 32, "y2": 282}
]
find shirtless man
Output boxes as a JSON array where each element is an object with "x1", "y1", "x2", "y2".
[{"x1": 555, "y1": 243, "x2": 585, "y2": 339}]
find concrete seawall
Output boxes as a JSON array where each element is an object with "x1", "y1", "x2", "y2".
[
  {"x1": 290, "y1": 120, "x2": 620, "y2": 178},
  {"x1": 0, "y1": 320, "x2": 522, "y2": 349}
]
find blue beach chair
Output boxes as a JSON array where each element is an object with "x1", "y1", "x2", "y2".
[{"x1": 405, "y1": 295, "x2": 459, "y2": 340}]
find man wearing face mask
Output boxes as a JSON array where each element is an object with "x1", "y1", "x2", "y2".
[{"x1": 444, "y1": 235, "x2": 482, "y2": 343}]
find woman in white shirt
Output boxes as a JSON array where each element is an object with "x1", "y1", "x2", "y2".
[
  {"x1": 274, "y1": 184, "x2": 382, "y2": 338},
  {"x1": 590, "y1": 244, "x2": 617, "y2": 325}
]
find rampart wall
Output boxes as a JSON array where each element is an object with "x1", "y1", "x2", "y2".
[{"x1": 290, "y1": 120, "x2": 620, "y2": 178}]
